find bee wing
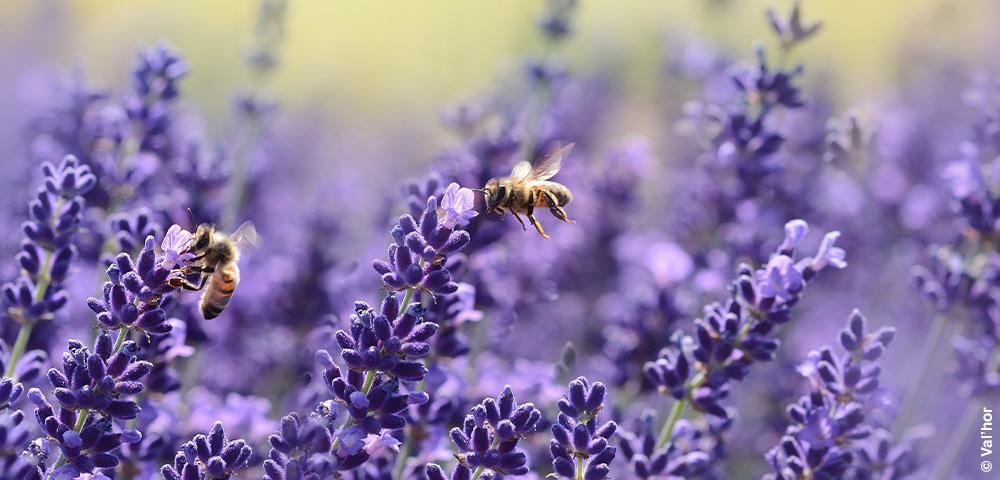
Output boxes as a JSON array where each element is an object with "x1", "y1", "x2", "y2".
[
  {"x1": 230, "y1": 221, "x2": 260, "y2": 253},
  {"x1": 510, "y1": 160, "x2": 533, "y2": 181},
  {"x1": 527, "y1": 143, "x2": 573, "y2": 181}
]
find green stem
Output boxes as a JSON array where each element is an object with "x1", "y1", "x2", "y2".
[
  {"x1": 932, "y1": 400, "x2": 980, "y2": 480},
  {"x1": 73, "y1": 409, "x2": 89, "y2": 431},
  {"x1": 4, "y1": 322, "x2": 34, "y2": 378},
  {"x1": 399, "y1": 287, "x2": 415, "y2": 314},
  {"x1": 656, "y1": 398, "x2": 687, "y2": 449},
  {"x1": 113, "y1": 328, "x2": 130, "y2": 354},
  {"x1": 575, "y1": 457, "x2": 586, "y2": 480},
  {"x1": 5, "y1": 197, "x2": 64, "y2": 379},
  {"x1": 361, "y1": 369, "x2": 376, "y2": 392},
  {"x1": 895, "y1": 313, "x2": 949, "y2": 434}
]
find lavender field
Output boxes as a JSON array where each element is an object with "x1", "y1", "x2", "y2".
[{"x1": 1, "y1": 0, "x2": 999, "y2": 478}]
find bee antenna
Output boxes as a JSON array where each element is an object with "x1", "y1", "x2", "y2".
[
  {"x1": 186, "y1": 208, "x2": 197, "y2": 228},
  {"x1": 470, "y1": 188, "x2": 486, "y2": 193}
]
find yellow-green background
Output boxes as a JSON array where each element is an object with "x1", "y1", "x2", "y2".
[{"x1": 1, "y1": 0, "x2": 996, "y2": 135}]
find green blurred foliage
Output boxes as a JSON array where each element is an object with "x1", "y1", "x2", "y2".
[{"x1": 1, "y1": 0, "x2": 997, "y2": 134}]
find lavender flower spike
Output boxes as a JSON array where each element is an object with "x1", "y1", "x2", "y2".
[
  {"x1": 86, "y1": 229, "x2": 196, "y2": 338},
  {"x1": 373, "y1": 194, "x2": 471, "y2": 297},
  {"x1": 764, "y1": 310, "x2": 899, "y2": 479},
  {"x1": 429, "y1": 386, "x2": 542, "y2": 478},
  {"x1": 549, "y1": 377, "x2": 617, "y2": 479},
  {"x1": 2, "y1": 156, "x2": 94, "y2": 379},
  {"x1": 160, "y1": 422, "x2": 253, "y2": 480}
]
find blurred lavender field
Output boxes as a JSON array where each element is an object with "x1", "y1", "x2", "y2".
[{"x1": 2, "y1": 0, "x2": 1000, "y2": 478}]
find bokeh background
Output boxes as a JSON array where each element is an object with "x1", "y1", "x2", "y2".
[
  {"x1": 3, "y1": 0, "x2": 999, "y2": 147},
  {"x1": 2, "y1": 0, "x2": 1000, "y2": 478}
]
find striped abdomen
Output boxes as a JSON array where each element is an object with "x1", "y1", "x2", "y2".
[
  {"x1": 200, "y1": 263, "x2": 240, "y2": 320},
  {"x1": 533, "y1": 182, "x2": 573, "y2": 207}
]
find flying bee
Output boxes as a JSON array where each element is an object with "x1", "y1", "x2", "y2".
[
  {"x1": 480, "y1": 143, "x2": 576, "y2": 239},
  {"x1": 168, "y1": 222, "x2": 258, "y2": 320}
]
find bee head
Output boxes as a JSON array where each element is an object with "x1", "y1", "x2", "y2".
[
  {"x1": 482, "y1": 178, "x2": 507, "y2": 213},
  {"x1": 190, "y1": 223, "x2": 215, "y2": 252}
]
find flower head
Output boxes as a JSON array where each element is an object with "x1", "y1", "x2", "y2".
[
  {"x1": 158, "y1": 225, "x2": 195, "y2": 270},
  {"x1": 808, "y1": 231, "x2": 847, "y2": 272},
  {"x1": 434, "y1": 385, "x2": 542, "y2": 477},
  {"x1": 550, "y1": 377, "x2": 617, "y2": 479},
  {"x1": 160, "y1": 422, "x2": 252, "y2": 480},
  {"x1": 439, "y1": 182, "x2": 478, "y2": 229}
]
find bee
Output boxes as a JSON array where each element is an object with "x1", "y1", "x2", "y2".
[
  {"x1": 480, "y1": 143, "x2": 576, "y2": 239},
  {"x1": 168, "y1": 222, "x2": 258, "y2": 320}
]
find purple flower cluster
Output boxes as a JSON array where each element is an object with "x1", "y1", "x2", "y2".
[
  {"x1": 549, "y1": 377, "x2": 617, "y2": 479},
  {"x1": 160, "y1": 422, "x2": 253, "y2": 480},
  {"x1": 334, "y1": 298, "x2": 438, "y2": 382},
  {"x1": 45, "y1": 333, "x2": 152, "y2": 420},
  {"x1": 644, "y1": 220, "x2": 845, "y2": 418},
  {"x1": 764, "y1": 311, "x2": 910, "y2": 479},
  {"x1": 85, "y1": 235, "x2": 181, "y2": 337},
  {"x1": 428, "y1": 386, "x2": 542, "y2": 479},
  {"x1": 27, "y1": 387, "x2": 143, "y2": 477},
  {"x1": 374, "y1": 189, "x2": 473, "y2": 297},
  {"x1": 2, "y1": 157, "x2": 94, "y2": 367}
]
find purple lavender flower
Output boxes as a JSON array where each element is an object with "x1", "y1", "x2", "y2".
[
  {"x1": 766, "y1": 0, "x2": 822, "y2": 51},
  {"x1": 137, "y1": 318, "x2": 193, "y2": 394},
  {"x1": 45, "y1": 333, "x2": 152, "y2": 420},
  {"x1": 2, "y1": 156, "x2": 95, "y2": 378},
  {"x1": 158, "y1": 224, "x2": 195, "y2": 270},
  {"x1": 335, "y1": 298, "x2": 438, "y2": 382},
  {"x1": 160, "y1": 422, "x2": 253, "y2": 480},
  {"x1": 645, "y1": 220, "x2": 846, "y2": 419},
  {"x1": 618, "y1": 413, "x2": 712, "y2": 479},
  {"x1": 439, "y1": 182, "x2": 479, "y2": 229},
  {"x1": 952, "y1": 335, "x2": 1000, "y2": 398},
  {"x1": 426, "y1": 282, "x2": 482, "y2": 359},
  {"x1": 0, "y1": 410, "x2": 42, "y2": 479},
  {"x1": 86, "y1": 232, "x2": 189, "y2": 337},
  {"x1": 537, "y1": 0, "x2": 578, "y2": 41},
  {"x1": 262, "y1": 413, "x2": 335, "y2": 480},
  {"x1": 764, "y1": 310, "x2": 896, "y2": 480},
  {"x1": 132, "y1": 44, "x2": 187, "y2": 102},
  {"x1": 109, "y1": 208, "x2": 162, "y2": 256},
  {"x1": 429, "y1": 385, "x2": 542, "y2": 477},
  {"x1": 27, "y1": 388, "x2": 143, "y2": 476},
  {"x1": 373, "y1": 195, "x2": 470, "y2": 297},
  {"x1": 126, "y1": 44, "x2": 187, "y2": 156},
  {"x1": 549, "y1": 377, "x2": 617, "y2": 479},
  {"x1": 0, "y1": 340, "x2": 46, "y2": 386}
]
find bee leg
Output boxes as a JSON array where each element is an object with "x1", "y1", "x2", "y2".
[
  {"x1": 542, "y1": 191, "x2": 575, "y2": 224},
  {"x1": 528, "y1": 213, "x2": 550, "y2": 239},
  {"x1": 510, "y1": 212, "x2": 528, "y2": 231},
  {"x1": 168, "y1": 275, "x2": 208, "y2": 291},
  {"x1": 181, "y1": 264, "x2": 215, "y2": 276}
]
